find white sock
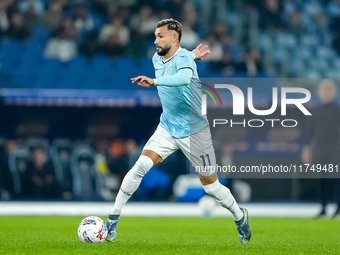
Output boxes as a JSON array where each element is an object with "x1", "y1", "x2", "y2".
[
  {"x1": 202, "y1": 180, "x2": 243, "y2": 221},
  {"x1": 110, "y1": 155, "x2": 154, "y2": 215}
]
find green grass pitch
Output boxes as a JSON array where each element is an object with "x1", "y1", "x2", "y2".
[{"x1": 0, "y1": 216, "x2": 338, "y2": 254}]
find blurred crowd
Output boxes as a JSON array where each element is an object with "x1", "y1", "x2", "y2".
[
  {"x1": 0, "y1": 0, "x2": 340, "y2": 77},
  {"x1": 0, "y1": 136, "x2": 186, "y2": 201}
]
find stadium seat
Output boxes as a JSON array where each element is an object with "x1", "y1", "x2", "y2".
[
  {"x1": 135, "y1": 58, "x2": 153, "y2": 77},
  {"x1": 325, "y1": 69, "x2": 340, "y2": 78},
  {"x1": 66, "y1": 56, "x2": 91, "y2": 73},
  {"x1": 316, "y1": 46, "x2": 334, "y2": 59},
  {"x1": 23, "y1": 137, "x2": 49, "y2": 153},
  {"x1": 33, "y1": 59, "x2": 64, "y2": 88},
  {"x1": 306, "y1": 69, "x2": 321, "y2": 78},
  {"x1": 289, "y1": 58, "x2": 305, "y2": 77},
  {"x1": 92, "y1": 55, "x2": 112, "y2": 74},
  {"x1": 85, "y1": 71, "x2": 113, "y2": 89},
  {"x1": 13, "y1": 51, "x2": 44, "y2": 87},
  {"x1": 275, "y1": 33, "x2": 297, "y2": 51},
  {"x1": 70, "y1": 144, "x2": 102, "y2": 200},
  {"x1": 31, "y1": 25, "x2": 51, "y2": 43},
  {"x1": 0, "y1": 39, "x2": 23, "y2": 53},
  {"x1": 8, "y1": 146, "x2": 31, "y2": 197},
  {"x1": 59, "y1": 71, "x2": 88, "y2": 89},
  {"x1": 50, "y1": 138, "x2": 74, "y2": 197},
  {"x1": 60, "y1": 59, "x2": 92, "y2": 89},
  {"x1": 297, "y1": 47, "x2": 314, "y2": 61},
  {"x1": 273, "y1": 47, "x2": 288, "y2": 64},
  {"x1": 300, "y1": 34, "x2": 319, "y2": 49},
  {"x1": 22, "y1": 39, "x2": 45, "y2": 53},
  {"x1": 257, "y1": 33, "x2": 273, "y2": 52},
  {"x1": 0, "y1": 40, "x2": 23, "y2": 74},
  {"x1": 0, "y1": 53, "x2": 21, "y2": 74},
  {"x1": 34, "y1": 71, "x2": 62, "y2": 88}
]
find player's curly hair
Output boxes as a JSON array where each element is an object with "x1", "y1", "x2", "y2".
[{"x1": 156, "y1": 18, "x2": 182, "y2": 42}]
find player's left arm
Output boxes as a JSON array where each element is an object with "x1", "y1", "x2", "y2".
[{"x1": 192, "y1": 44, "x2": 210, "y2": 60}]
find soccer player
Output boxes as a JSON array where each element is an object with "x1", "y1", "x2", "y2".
[{"x1": 106, "y1": 18, "x2": 251, "y2": 243}]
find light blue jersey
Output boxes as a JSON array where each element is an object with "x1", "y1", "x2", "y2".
[{"x1": 152, "y1": 47, "x2": 209, "y2": 138}]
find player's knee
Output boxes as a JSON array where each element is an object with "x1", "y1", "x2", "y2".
[
  {"x1": 132, "y1": 155, "x2": 154, "y2": 177},
  {"x1": 202, "y1": 180, "x2": 230, "y2": 197},
  {"x1": 199, "y1": 172, "x2": 218, "y2": 186}
]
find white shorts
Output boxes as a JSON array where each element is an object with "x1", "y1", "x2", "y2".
[{"x1": 143, "y1": 125, "x2": 216, "y2": 177}]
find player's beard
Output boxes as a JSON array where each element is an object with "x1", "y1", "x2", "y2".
[{"x1": 157, "y1": 44, "x2": 171, "y2": 56}]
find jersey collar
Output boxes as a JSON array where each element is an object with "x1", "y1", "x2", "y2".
[{"x1": 162, "y1": 47, "x2": 182, "y2": 64}]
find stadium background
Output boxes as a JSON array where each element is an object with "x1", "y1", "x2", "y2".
[{"x1": 0, "y1": 0, "x2": 339, "y2": 206}]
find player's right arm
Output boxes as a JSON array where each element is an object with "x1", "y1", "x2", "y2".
[
  {"x1": 131, "y1": 76, "x2": 154, "y2": 87},
  {"x1": 154, "y1": 68, "x2": 192, "y2": 86},
  {"x1": 131, "y1": 68, "x2": 192, "y2": 88}
]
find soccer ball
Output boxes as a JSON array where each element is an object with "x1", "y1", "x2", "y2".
[{"x1": 77, "y1": 216, "x2": 108, "y2": 243}]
